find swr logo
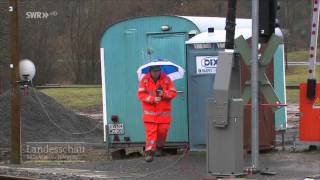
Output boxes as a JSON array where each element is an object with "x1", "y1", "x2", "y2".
[
  {"x1": 201, "y1": 57, "x2": 218, "y2": 68},
  {"x1": 26, "y1": 12, "x2": 49, "y2": 19},
  {"x1": 25, "y1": 11, "x2": 57, "y2": 19}
]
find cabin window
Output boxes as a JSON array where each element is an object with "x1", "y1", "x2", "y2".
[
  {"x1": 193, "y1": 43, "x2": 212, "y2": 49},
  {"x1": 216, "y1": 42, "x2": 225, "y2": 49}
]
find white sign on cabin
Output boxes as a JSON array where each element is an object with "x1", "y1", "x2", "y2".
[{"x1": 196, "y1": 56, "x2": 218, "y2": 74}]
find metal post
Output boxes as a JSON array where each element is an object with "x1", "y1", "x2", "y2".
[
  {"x1": 251, "y1": 0, "x2": 259, "y2": 170},
  {"x1": 9, "y1": 0, "x2": 21, "y2": 164}
]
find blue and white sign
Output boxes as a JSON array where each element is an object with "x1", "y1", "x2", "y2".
[{"x1": 196, "y1": 56, "x2": 218, "y2": 74}]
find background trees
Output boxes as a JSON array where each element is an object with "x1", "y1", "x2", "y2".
[{"x1": 0, "y1": 0, "x2": 313, "y2": 93}]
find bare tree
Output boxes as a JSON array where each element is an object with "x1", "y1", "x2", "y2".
[{"x1": 0, "y1": 0, "x2": 315, "y2": 89}]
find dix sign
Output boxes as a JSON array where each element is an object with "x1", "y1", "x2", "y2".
[{"x1": 196, "y1": 56, "x2": 218, "y2": 74}]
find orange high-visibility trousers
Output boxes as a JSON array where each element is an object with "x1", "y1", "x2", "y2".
[{"x1": 144, "y1": 122, "x2": 170, "y2": 152}]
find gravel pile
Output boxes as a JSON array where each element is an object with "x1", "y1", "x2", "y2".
[{"x1": 0, "y1": 89, "x2": 103, "y2": 147}]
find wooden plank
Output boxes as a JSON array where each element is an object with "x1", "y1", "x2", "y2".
[
  {"x1": 9, "y1": 0, "x2": 21, "y2": 164},
  {"x1": 235, "y1": 35, "x2": 251, "y2": 66},
  {"x1": 260, "y1": 34, "x2": 282, "y2": 66}
]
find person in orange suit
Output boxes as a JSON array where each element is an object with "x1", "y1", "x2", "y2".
[{"x1": 137, "y1": 65, "x2": 177, "y2": 162}]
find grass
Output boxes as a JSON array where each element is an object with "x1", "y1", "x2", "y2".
[
  {"x1": 285, "y1": 65, "x2": 320, "y2": 104},
  {"x1": 287, "y1": 50, "x2": 308, "y2": 61},
  {"x1": 285, "y1": 65, "x2": 320, "y2": 85},
  {"x1": 286, "y1": 89, "x2": 299, "y2": 104},
  {"x1": 286, "y1": 50, "x2": 320, "y2": 103},
  {"x1": 40, "y1": 88, "x2": 102, "y2": 111},
  {"x1": 285, "y1": 66, "x2": 308, "y2": 85},
  {"x1": 287, "y1": 49, "x2": 320, "y2": 62}
]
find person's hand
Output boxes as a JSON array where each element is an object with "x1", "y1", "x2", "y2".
[{"x1": 154, "y1": 97, "x2": 162, "y2": 103}]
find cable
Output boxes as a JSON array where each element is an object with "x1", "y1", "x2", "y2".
[
  {"x1": 133, "y1": 146, "x2": 190, "y2": 179},
  {"x1": 30, "y1": 86, "x2": 102, "y2": 135}
]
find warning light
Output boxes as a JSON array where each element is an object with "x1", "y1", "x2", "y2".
[
  {"x1": 124, "y1": 136, "x2": 130, "y2": 142},
  {"x1": 113, "y1": 135, "x2": 120, "y2": 142},
  {"x1": 111, "y1": 115, "x2": 119, "y2": 123}
]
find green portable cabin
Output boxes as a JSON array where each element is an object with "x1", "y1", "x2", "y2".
[{"x1": 100, "y1": 16, "x2": 287, "y2": 148}]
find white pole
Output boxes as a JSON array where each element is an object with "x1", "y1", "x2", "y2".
[
  {"x1": 308, "y1": 0, "x2": 320, "y2": 80},
  {"x1": 100, "y1": 48, "x2": 107, "y2": 142}
]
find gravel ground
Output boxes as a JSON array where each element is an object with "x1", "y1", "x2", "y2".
[
  {"x1": 0, "y1": 150, "x2": 319, "y2": 179},
  {"x1": 0, "y1": 89, "x2": 103, "y2": 147}
]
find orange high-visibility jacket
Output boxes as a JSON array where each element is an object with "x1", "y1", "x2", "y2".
[{"x1": 137, "y1": 73, "x2": 177, "y2": 124}]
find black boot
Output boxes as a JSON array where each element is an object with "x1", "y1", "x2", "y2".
[
  {"x1": 155, "y1": 147, "x2": 165, "y2": 157},
  {"x1": 145, "y1": 151, "x2": 154, "y2": 162}
]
